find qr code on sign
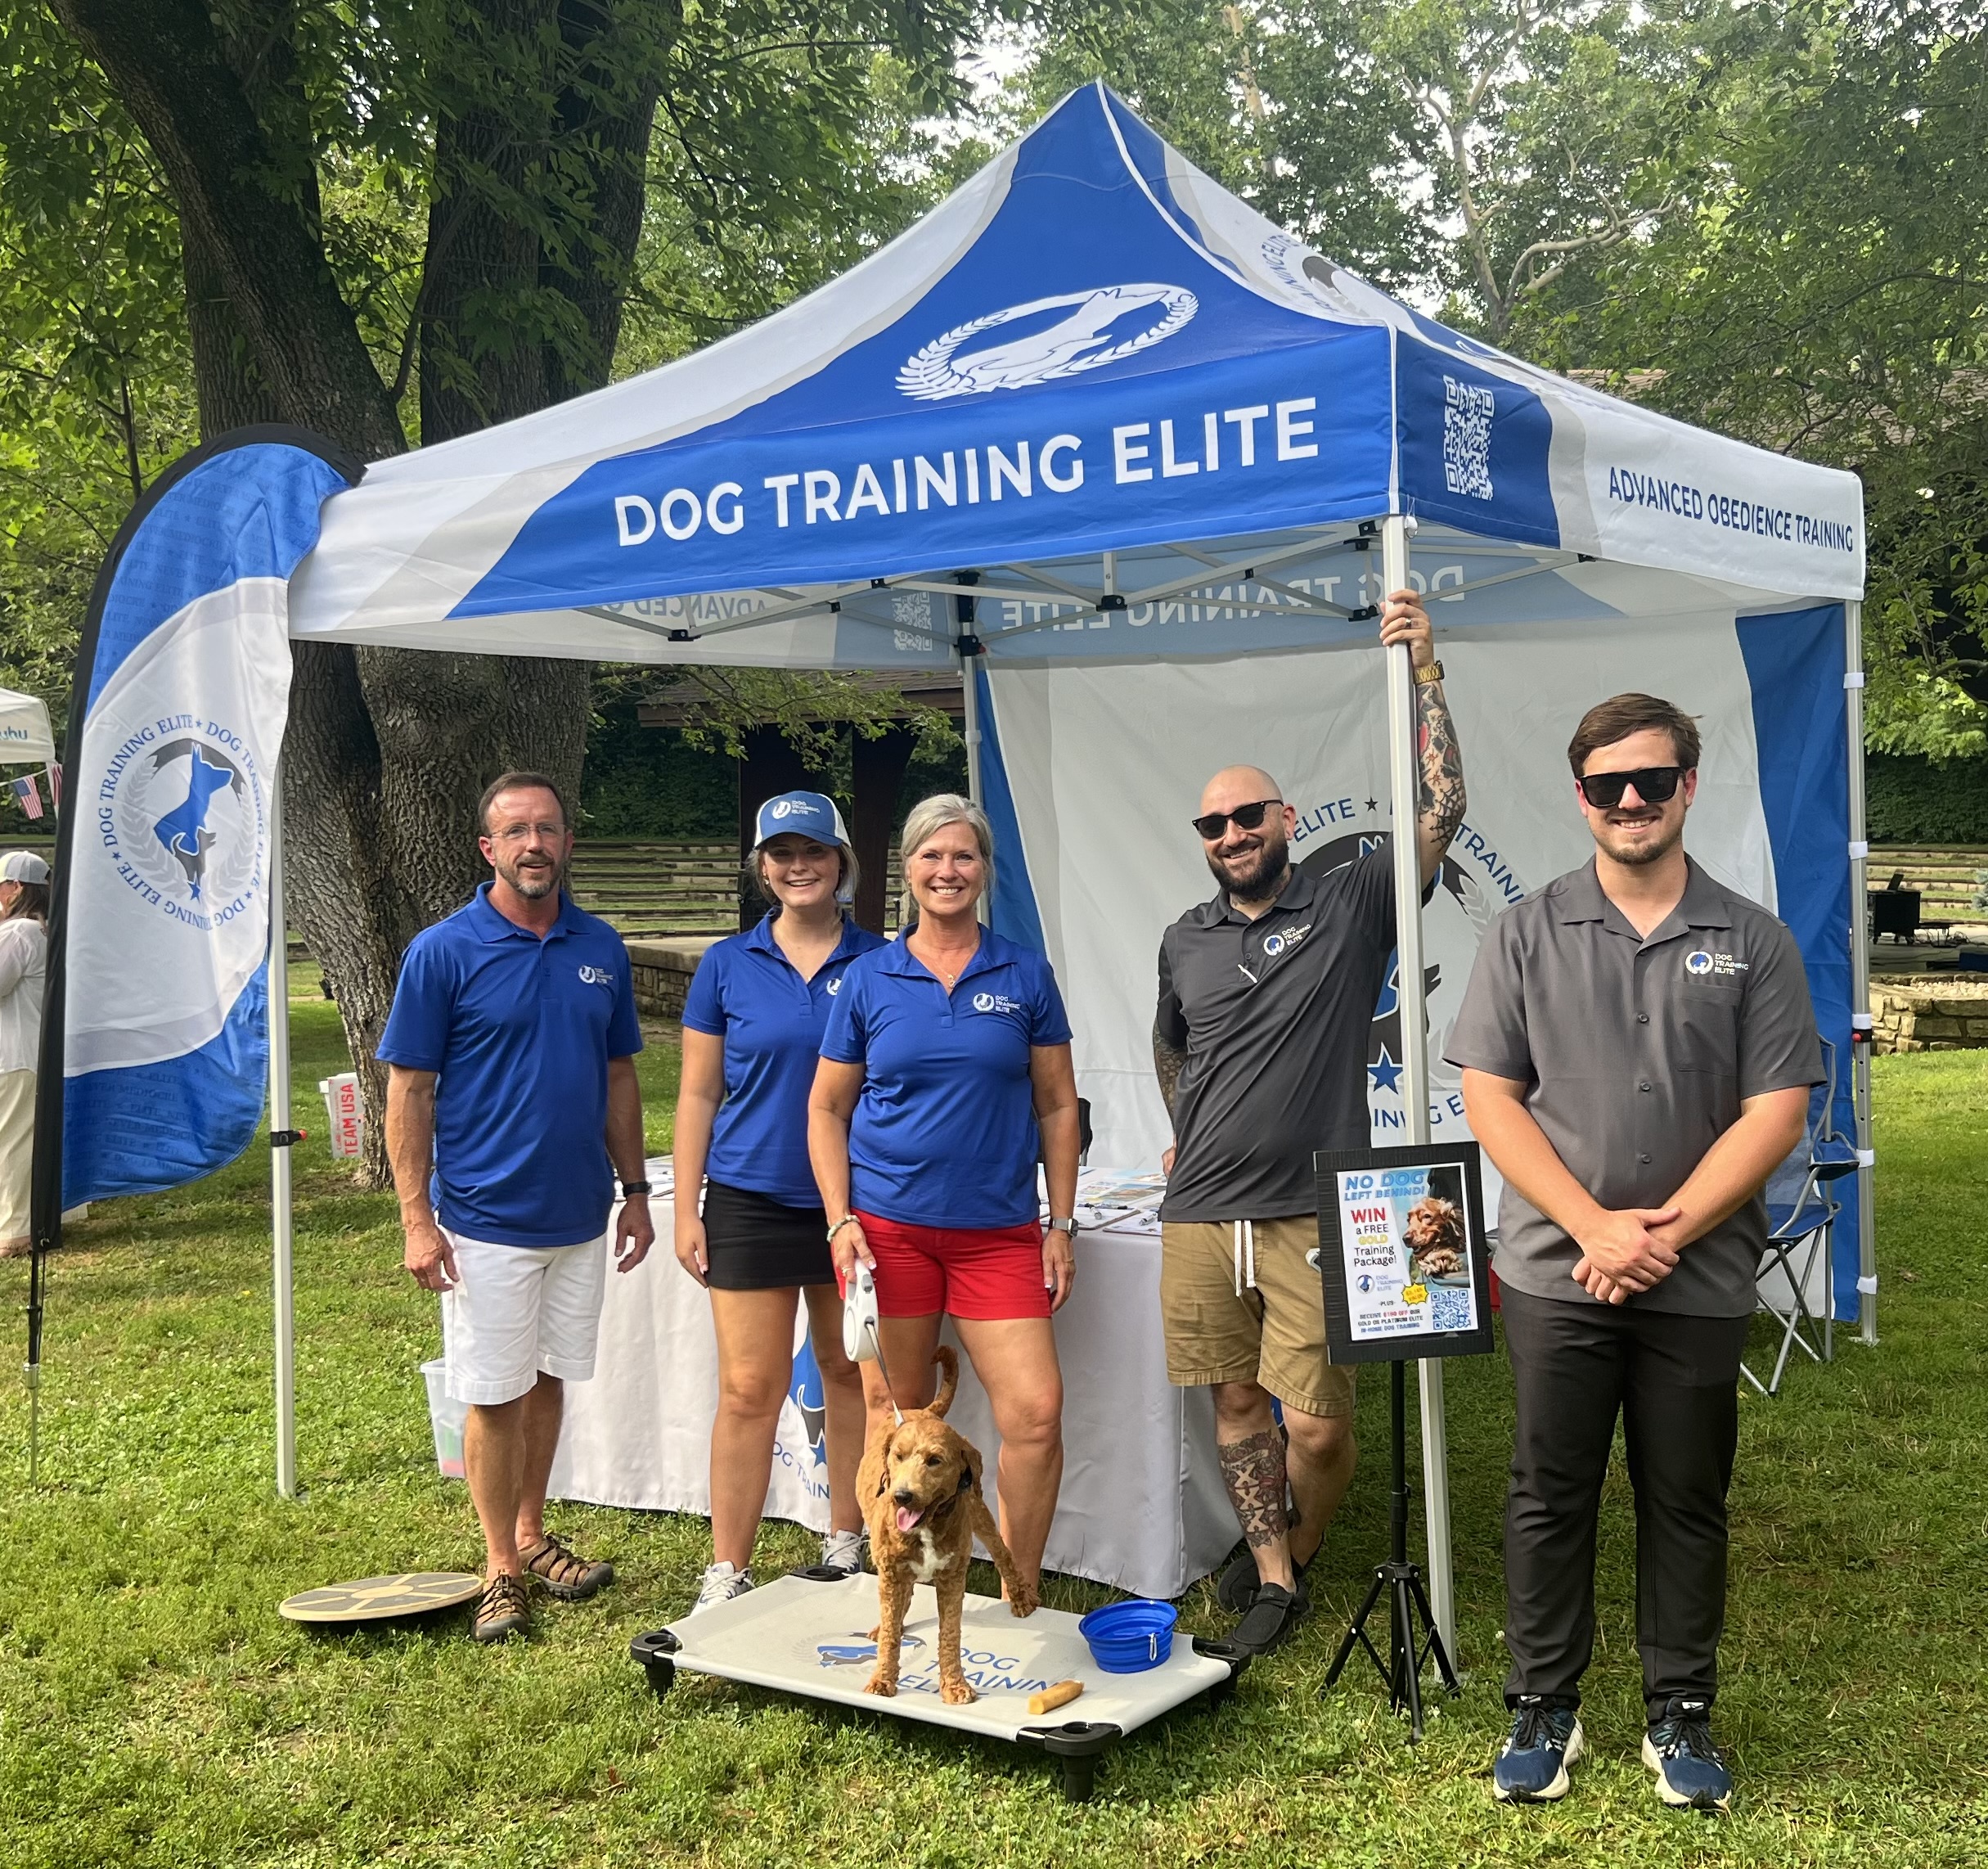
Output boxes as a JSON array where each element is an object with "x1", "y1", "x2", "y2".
[
  {"x1": 1428, "y1": 1285, "x2": 1473, "y2": 1332},
  {"x1": 1442, "y1": 375, "x2": 1495, "y2": 499}
]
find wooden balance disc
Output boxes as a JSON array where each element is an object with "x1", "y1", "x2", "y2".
[{"x1": 278, "y1": 1573, "x2": 484, "y2": 1624}]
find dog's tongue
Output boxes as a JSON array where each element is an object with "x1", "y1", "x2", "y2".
[{"x1": 895, "y1": 1505, "x2": 924, "y2": 1533}]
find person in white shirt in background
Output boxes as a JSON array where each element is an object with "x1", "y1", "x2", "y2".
[{"x1": 0, "y1": 849, "x2": 50, "y2": 1256}]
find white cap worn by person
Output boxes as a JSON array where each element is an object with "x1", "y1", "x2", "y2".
[
  {"x1": 0, "y1": 852, "x2": 48, "y2": 885},
  {"x1": 752, "y1": 790, "x2": 856, "y2": 902}
]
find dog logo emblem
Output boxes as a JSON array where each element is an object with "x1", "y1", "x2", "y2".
[
  {"x1": 577, "y1": 964, "x2": 613, "y2": 986},
  {"x1": 771, "y1": 799, "x2": 795, "y2": 818},
  {"x1": 826, "y1": 976, "x2": 843, "y2": 995},
  {"x1": 897, "y1": 284, "x2": 1198, "y2": 401},
  {"x1": 972, "y1": 991, "x2": 995, "y2": 1012},
  {"x1": 1686, "y1": 949, "x2": 1714, "y2": 975},
  {"x1": 150, "y1": 739, "x2": 244, "y2": 901}
]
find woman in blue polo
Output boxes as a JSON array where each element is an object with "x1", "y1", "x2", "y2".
[
  {"x1": 810, "y1": 793, "x2": 1082, "y2": 1600},
  {"x1": 674, "y1": 791, "x2": 884, "y2": 1615}
]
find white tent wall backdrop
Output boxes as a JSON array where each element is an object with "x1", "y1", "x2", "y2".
[{"x1": 38, "y1": 86, "x2": 1873, "y2": 1649}]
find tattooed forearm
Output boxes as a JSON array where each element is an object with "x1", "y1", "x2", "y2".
[
  {"x1": 1217, "y1": 1428, "x2": 1290, "y2": 1550},
  {"x1": 1153, "y1": 1027, "x2": 1186, "y2": 1120},
  {"x1": 1415, "y1": 676, "x2": 1467, "y2": 867}
]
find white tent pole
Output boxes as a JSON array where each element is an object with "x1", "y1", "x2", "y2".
[
  {"x1": 1844, "y1": 599, "x2": 1876, "y2": 1344},
  {"x1": 268, "y1": 772, "x2": 298, "y2": 1496},
  {"x1": 959, "y1": 594, "x2": 992, "y2": 929},
  {"x1": 1381, "y1": 515, "x2": 1457, "y2": 1659}
]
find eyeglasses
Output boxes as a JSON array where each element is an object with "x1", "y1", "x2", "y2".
[
  {"x1": 1576, "y1": 766, "x2": 1685, "y2": 810},
  {"x1": 1191, "y1": 799, "x2": 1281, "y2": 840}
]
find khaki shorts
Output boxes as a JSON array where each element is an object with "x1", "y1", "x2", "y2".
[{"x1": 1160, "y1": 1214, "x2": 1356, "y2": 1418}]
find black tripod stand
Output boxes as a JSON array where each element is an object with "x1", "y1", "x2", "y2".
[{"x1": 1324, "y1": 1358, "x2": 1460, "y2": 1740}]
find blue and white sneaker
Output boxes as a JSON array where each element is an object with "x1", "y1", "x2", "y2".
[
  {"x1": 1643, "y1": 1697, "x2": 1733, "y2": 1812},
  {"x1": 1493, "y1": 1696, "x2": 1585, "y2": 1803}
]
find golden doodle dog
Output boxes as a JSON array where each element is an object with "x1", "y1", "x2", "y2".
[
  {"x1": 1403, "y1": 1194, "x2": 1467, "y2": 1280},
  {"x1": 857, "y1": 1346, "x2": 1037, "y2": 1704}
]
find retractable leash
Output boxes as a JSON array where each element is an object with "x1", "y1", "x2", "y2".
[{"x1": 841, "y1": 1263, "x2": 903, "y2": 1424}]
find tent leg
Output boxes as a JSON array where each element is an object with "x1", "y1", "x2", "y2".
[
  {"x1": 1843, "y1": 600, "x2": 1876, "y2": 1344},
  {"x1": 269, "y1": 776, "x2": 298, "y2": 1497},
  {"x1": 1381, "y1": 516, "x2": 1456, "y2": 1662},
  {"x1": 958, "y1": 590, "x2": 990, "y2": 928}
]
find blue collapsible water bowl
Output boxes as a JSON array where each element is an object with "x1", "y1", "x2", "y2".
[{"x1": 1077, "y1": 1597, "x2": 1178, "y2": 1673}]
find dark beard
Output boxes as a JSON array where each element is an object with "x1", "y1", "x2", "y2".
[{"x1": 1205, "y1": 827, "x2": 1290, "y2": 905}]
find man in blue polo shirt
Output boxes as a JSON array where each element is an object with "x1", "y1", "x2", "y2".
[{"x1": 381, "y1": 770, "x2": 653, "y2": 1642}]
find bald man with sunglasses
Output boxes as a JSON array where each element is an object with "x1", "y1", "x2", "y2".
[{"x1": 1151, "y1": 590, "x2": 1465, "y2": 1655}]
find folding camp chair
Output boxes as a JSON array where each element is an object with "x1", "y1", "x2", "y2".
[{"x1": 1744, "y1": 1038, "x2": 1859, "y2": 1396}]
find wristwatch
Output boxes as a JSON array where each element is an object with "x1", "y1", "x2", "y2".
[
  {"x1": 619, "y1": 1179, "x2": 652, "y2": 1196},
  {"x1": 1047, "y1": 1215, "x2": 1077, "y2": 1234},
  {"x1": 1412, "y1": 659, "x2": 1445, "y2": 687}
]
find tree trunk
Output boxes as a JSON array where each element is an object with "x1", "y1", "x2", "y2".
[{"x1": 55, "y1": 0, "x2": 664, "y2": 1184}]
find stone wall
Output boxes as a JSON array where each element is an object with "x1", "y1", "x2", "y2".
[
  {"x1": 1869, "y1": 979, "x2": 1988, "y2": 1052},
  {"x1": 627, "y1": 936, "x2": 722, "y2": 1022}
]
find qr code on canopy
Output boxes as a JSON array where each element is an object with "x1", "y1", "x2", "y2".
[
  {"x1": 1428, "y1": 1285, "x2": 1474, "y2": 1332},
  {"x1": 1442, "y1": 375, "x2": 1495, "y2": 500}
]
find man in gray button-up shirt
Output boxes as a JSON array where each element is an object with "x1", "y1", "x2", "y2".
[{"x1": 1448, "y1": 692, "x2": 1819, "y2": 1813}]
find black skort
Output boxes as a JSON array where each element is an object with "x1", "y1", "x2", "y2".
[{"x1": 701, "y1": 1179, "x2": 835, "y2": 1290}]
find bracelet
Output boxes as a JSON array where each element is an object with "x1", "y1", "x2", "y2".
[
  {"x1": 1412, "y1": 659, "x2": 1445, "y2": 687},
  {"x1": 619, "y1": 1180, "x2": 652, "y2": 1196},
  {"x1": 826, "y1": 1214, "x2": 861, "y2": 1244}
]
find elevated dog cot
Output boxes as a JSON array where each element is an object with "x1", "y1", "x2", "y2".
[{"x1": 629, "y1": 1570, "x2": 1247, "y2": 1800}]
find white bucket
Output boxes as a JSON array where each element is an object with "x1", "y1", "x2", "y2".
[{"x1": 421, "y1": 1358, "x2": 466, "y2": 1479}]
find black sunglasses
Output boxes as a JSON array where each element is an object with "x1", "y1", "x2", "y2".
[
  {"x1": 1192, "y1": 798, "x2": 1281, "y2": 840},
  {"x1": 1576, "y1": 766, "x2": 1685, "y2": 810}
]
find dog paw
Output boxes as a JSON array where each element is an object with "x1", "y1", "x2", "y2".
[
  {"x1": 939, "y1": 1677, "x2": 978, "y2": 1706},
  {"x1": 1008, "y1": 1587, "x2": 1040, "y2": 1617},
  {"x1": 862, "y1": 1670, "x2": 898, "y2": 1699}
]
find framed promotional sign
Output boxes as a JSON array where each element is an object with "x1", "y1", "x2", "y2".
[{"x1": 1314, "y1": 1143, "x2": 1495, "y2": 1364}]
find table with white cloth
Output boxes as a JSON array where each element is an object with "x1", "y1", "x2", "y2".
[{"x1": 546, "y1": 1164, "x2": 1240, "y2": 1599}]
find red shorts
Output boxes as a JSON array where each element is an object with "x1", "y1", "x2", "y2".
[{"x1": 848, "y1": 1211, "x2": 1051, "y2": 1321}]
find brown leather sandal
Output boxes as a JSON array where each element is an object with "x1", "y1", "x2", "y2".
[
  {"x1": 520, "y1": 1533, "x2": 614, "y2": 1601},
  {"x1": 474, "y1": 1572, "x2": 531, "y2": 1642}
]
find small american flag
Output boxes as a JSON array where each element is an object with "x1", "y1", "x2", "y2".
[{"x1": 10, "y1": 775, "x2": 42, "y2": 820}]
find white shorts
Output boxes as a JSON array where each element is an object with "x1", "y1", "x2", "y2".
[{"x1": 441, "y1": 1230, "x2": 607, "y2": 1406}]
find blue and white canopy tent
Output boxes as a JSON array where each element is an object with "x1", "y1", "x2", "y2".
[{"x1": 39, "y1": 86, "x2": 1869, "y2": 1643}]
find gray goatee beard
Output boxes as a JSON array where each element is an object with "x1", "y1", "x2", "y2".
[{"x1": 498, "y1": 854, "x2": 564, "y2": 899}]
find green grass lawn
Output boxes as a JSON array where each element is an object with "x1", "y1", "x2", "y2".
[{"x1": 2, "y1": 1011, "x2": 1985, "y2": 1867}]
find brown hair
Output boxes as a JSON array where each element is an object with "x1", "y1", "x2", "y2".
[
  {"x1": 1567, "y1": 694, "x2": 1702, "y2": 777},
  {"x1": 477, "y1": 771, "x2": 570, "y2": 834},
  {"x1": 3, "y1": 879, "x2": 48, "y2": 921}
]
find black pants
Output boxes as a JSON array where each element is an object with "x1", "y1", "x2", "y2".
[{"x1": 1500, "y1": 1286, "x2": 1749, "y2": 1722}]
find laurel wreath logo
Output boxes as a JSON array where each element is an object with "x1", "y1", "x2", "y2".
[{"x1": 895, "y1": 285, "x2": 1198, "y2": 402}]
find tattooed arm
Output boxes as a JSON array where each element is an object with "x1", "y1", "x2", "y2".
[
  {"x1": 1378, "y1": 588, "x2": 1467, "y2": 886},
  {"x1": 1154, "y1": 939, "x2": 1187, "y2": 1172}
]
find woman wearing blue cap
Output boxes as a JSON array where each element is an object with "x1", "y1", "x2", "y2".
[{"x1": 674, "y1": 790, "x2": 886, "y2": 1613}]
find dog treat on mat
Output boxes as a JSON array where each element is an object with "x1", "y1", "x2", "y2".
[{"x1": 1028, "y1": 1679, "x2": 1085, "y2": 1715}]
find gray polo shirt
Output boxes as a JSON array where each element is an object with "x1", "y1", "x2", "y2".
[
  {"x1": 1157, "y1": 848, "x2": 1395, "y2": 1223},
  {"x1": 1444, "y1": 856, "x2": 1822, "y2": 1317}
]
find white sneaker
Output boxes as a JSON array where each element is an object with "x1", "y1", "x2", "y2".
[
  {"x1": 690, "y1": 1561, "x2": 753, "y2": 1615},
  {"x1": 820, "y1": 1529, "x2": 866, "y2": 1575}
]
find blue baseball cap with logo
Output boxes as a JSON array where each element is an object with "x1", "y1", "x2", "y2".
[{"x1": 753, "y1": 789, "x2": 851, "y2": 851}]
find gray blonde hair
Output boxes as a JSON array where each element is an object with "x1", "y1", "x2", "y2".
[{"x1": 898, "y1": 792, "x2": 996, "y2": 903}]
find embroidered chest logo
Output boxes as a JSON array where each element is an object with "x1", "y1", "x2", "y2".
[
  {"x1": 577, "y1": 964, "x2": 614, "y2": 986},
  {"x1": 1686, "y1": 949, "x2": 1747, "y2": 979},
  {"x1": 1260, "y1": 922, "x2": 1312, "y2": 961},
  {"x1": 826, "y1": 976, "x2": 843, "y2": 995},
  {"x1": 971, "y1": 991, "x2": 1021, "y2": 1015}
]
